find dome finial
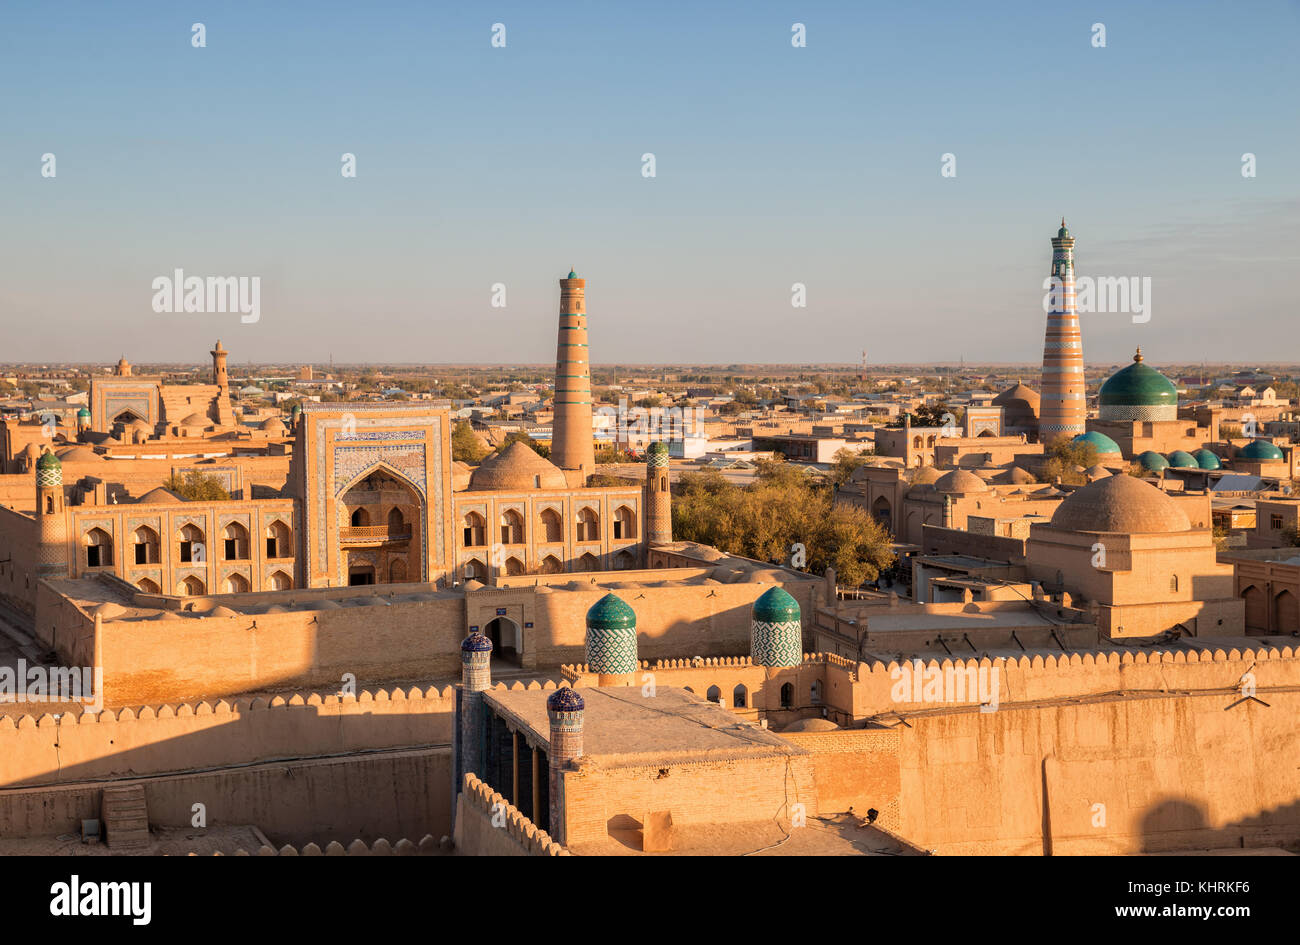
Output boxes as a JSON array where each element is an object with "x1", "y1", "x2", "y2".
[{"x1": 1134, "y1": 347, "x2": 1143, "y2": 362}]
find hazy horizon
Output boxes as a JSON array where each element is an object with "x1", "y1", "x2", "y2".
[{"x1": 3, "y1": 1, "x2": 1296, "y2": 364}]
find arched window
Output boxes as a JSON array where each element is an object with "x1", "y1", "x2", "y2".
[
  {"x1": 576, "y1": 507, "x2": 600, "y2": 542},
  {"x1": 1169, "y1": 575, "x2": 1178, "y2": 592},
  {"x1": 387, "y1": 507, "x2": 406, "y2": 535},
  {"x1": 577, "y1": 552, "x2": 600, "y2": 572},
  {"x1": 926, "y1": 435, "x2": 936, "y2": 447},
  {"x1": 540, "y1": 554, "x2": 563, "y2": 574},
  {"x1": 350, "y1": 508, "x2": 369, "y2": 527},
  {"x1": 270, "y1": 570, "x2": 292, "y2": 591},
  {"x1": 613, "y1": 550, "x2": 636, "y2": 570},
  {"x1": 810, "y1": 680, "x2": 823, "y2": 705},
  {"x1": 912, "y1": 435, "x2": 922, "y2": 449},
  {"x1": 133, "y1": 525, "x2": 160, "y2": 565},
  {"x1": 181, "y1": 575, "x2": 206, "y2": 596},
  {"x1": 613, "y1": 506, "x2": 636, "y2": 541},
  {"x1": 84, "y1": 528, "x2": 113, "y2": 568},
  {"x1": 464, "y1": 558, "x2": 486, "y2": 582},
  {"x1": 266, "y1": 520, "x2": 291, "y2": 558},
  {"x1": 224, "y1": 572, "x2": 250, "y2": 594},
  {"x1": 222, "y1": 521, "x2": 250, "y2": 560},
  {"x1": 45, "y1": 495, "x2": 54, "y2": 513},
  {"x1": 500, "y1": 509, "x2": 524, "y2": 544},
  {"x1": 462, "y1": 512, "x2": 486, "y2": 547},
  {"x1": 136, "y1": 577, "x2": 160, "y2": 594},
  {"x1": 780, "y1": 682, "x2": 794, "y2": 708},
  {"x1": 733, "y1": 684, "x2": 747, "y2": 708},
  {"x1": 505, "y1": 556, "x2": 525, "y2": 576},
  {"x1": 179, "y1": 523, "x2": 205, "y2": 563},
  {"x1": 539, "y1": 508, "x2": 562, "y2": 543},
  {"x1": 706, "y1": 685, "x2": 722, "y2": 705},
  {"x1": 389, "y1": 558, "x2": 407, "y2": 583}
]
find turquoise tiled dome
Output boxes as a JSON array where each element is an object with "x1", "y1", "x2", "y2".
[
  {"x1": 1072, "y1": 431, "x2": 1121, "y2": 456},
  {"x1": 1138, "y1": 451, "x2": 1169, "y2": 471},
  {"x1": 1239, "y1": 439, "x2": 1284, "y2": 461},
  {"x1": 753, "y1": 586, "x2": 800, "y2": 623},
  {"x1": 1099, "y1": 349, "x2": 1178, "y2": 421},
  {"x1": 586, "y1": 593, "x2": 637, "y2": 675},
  {"x1": 36, "y1": 450, "x2": 61, "y2": 470},
  {"x1": 751, "y1": 587, "x2": 802, "y2": 668},
  {"x1": 1193, "y1": 449, "x2": 1221, "y2": 470},
  {"x1": 1167, "y1": 450, "x2": 1198, "y2": 468},
  {"x1": 76, "y1": 407, "x2": 91, "y2": 419}
]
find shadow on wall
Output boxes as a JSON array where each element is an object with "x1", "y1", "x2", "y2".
[
  {"x1": 1, "y1": 696, "x2": 454, "y2": 789},
  {"x1": 1139, "y1": 797, "x2": 1300, "y2": 854}
]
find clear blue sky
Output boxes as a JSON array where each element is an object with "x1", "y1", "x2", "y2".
[{"x1": 2, "y1": 0, "x2": 1296, "y2": 366}]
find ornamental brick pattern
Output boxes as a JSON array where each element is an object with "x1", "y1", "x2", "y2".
[
  {"x1": 644, "y1": 441, "x2": 672, "y2": 545},
  {"x1": 750, "y1": 619, "x2": 802, "y2": 668},
  {"x1": 1039, "y1": 220, "x2": 1086, "y2": 443},
  {"x1": 585, "y1": 626, "x2": 638, "y2": 675},
  {"x1": 551, "y1": 271, "x2": 595, "y2": 476}
]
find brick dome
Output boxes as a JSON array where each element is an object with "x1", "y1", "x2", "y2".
[
  {"x1": 934, "y1": 469, "x2": 988, "y2": 494},
  {"x1": 1048, "y1": 474, "x2": 1191, "y2": 534},
  {"x1": 468, "y1": 441, "x2": 568, "y2": 491}
]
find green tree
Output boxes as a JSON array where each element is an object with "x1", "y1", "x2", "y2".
[
  {"x1": 829, "y1": 447, "x2": 877, "y2": 486},
  {"x1": 672, "y1": 459, "x2": 893, "y2": 588},
  {"x1": 452, "y1": 421, "x2": 490, "y2": 463},
  {"x1": 162, "y1": 471, "x2": 230, "y2": 501},
  {"x1": 498, "y1": 431, "x2": 549, "y2": 459},
  {"x1": 1040, "y1": 439, "x2": 1099, "y2": 486}
]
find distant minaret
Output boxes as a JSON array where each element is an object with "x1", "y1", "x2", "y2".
[
  {"x1": 1039, "y1": 219, "x2": 1086, "y2": 443},
  {"x1": 644, "y1": 441, "x2": 672, "y2": 546},
  {"x1": 211, "y1": 340, "x2": 229, "y2": 394},
  {"x1": 551, "y1": 269, "x2": 595, "y2": 482},
  {"x1": 35, "y1": 450, "x2": 69, "y2": 578}
]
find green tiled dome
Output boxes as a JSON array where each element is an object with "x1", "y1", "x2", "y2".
[
  {"x1": 76, "y1": 407, "x2": 91, "y2": 419},
  {"x1": 752, "y1": 586, "x2": 800, "y2": 623},
  {"x1": 1138, "y1": 451, "x2": 1169, "y2": 471},
  {"x1": 1193, "y1": 449, "x2": 1221, "y2": 470},
  {"x1": 1099, "y1": 349, "x2": 1177, "y2": 409},
  {"x1": 1239, "y1": 439, "x2": 1284, "y2": 461},
  {"x1": 1072, "y1": 431, "x2": 1120, "y2": 455},
  {"x1": 586, "y1": 592, "x2": 636, "y2": 629},
  {"x1": 1167, "y1": 450, "x2": 1198, "y2": 468},
  {"x1": 36, "y1": 450, "x2": 61, "y2": 470}
]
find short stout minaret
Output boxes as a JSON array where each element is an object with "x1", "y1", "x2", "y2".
[
  {"x1": 34, "y1": 450, "x2": 69, "y2": 578},
  {"x1": 750, "y1": 586, "x2": 802, "y2": 670},
  {"x1": 585, "y1": 592, "x2": 638, "y2": 687},
  {"x1": 550, "y1": 270, "x2": 595, "y2": 483},
  {"x1": 546, "y1": 686, "x2": 585, "y2": 844},
  {"x1": 453, "y1": 631, "x2": 493, "y2": 815},
  {"x1": 1039, "y1": 220, "x2": 1086, "y2": 443},
  {"x1": 644, "y1": 441, "x2": 672, "y2": 546}
]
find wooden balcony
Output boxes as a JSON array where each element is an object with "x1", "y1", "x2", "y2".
[{"x1": 339, "y1": 525, "x2": 412, "y2": 545}]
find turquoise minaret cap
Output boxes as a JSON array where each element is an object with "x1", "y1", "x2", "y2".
[
  {"x1": 586, "y1": 592, "x2": 638, "y2": 675},
  {"x1": 567, "y1": 268, "x2": 577, "y2": 279},
  {"x1": 1057, "y1": 217, "x2": 1070, "y2": 238},
  {"x1": 36, "y1": 450, "x2": 61, "y2": 471},
  {"x1": 76, "y1": 407, "x2": 91, "y2": 419},
  {"x1": 752, "y1": 586, "x2": 800, "y2": 623},
  {"x1": 587, "y1": 592, "x2": 636, "y2": 630},
  {"x1": 751, "y1": 586, "x2": 802, "y2": 668}
]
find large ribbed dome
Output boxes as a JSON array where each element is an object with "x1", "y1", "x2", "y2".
[
  {"x1": 1048, "y1": 474, "x2": 1191, "y2": 533},
  {"x1": 1098, "y1": 349, "x2": 1178, "y2": 421},
  {"x1": 468, "y1": 441, "x2": 568, "y2": 491},
  {"x1": 934, "y1": 469, "x2": 988, "y2": 493}
]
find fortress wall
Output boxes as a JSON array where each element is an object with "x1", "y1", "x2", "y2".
[
  {"x1": 0, "y1": 685, "x2": 458, "y2": 789},
  {"x1": 93, "y1": 593, "x2": 468, "y2": 704},
  {"x1": 453, "y1": 773, "x2": 566, "y2": 856},
  {"x1": 561, "y1": 753, "x2": 818, "y2": 846},
  {"x1": 895, "y1": 687, "x2": 1300, "y2": 855},
  {"x1": 0, "y1": 746, "x2": 451, "y2": 845},
  {"x1": 849, "y1": 645, "x2": 1300, "y2": 718}
]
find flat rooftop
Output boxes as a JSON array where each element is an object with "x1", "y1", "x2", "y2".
[{"x1": 483, "y1": 686, "x2": 804, "y2": 767}]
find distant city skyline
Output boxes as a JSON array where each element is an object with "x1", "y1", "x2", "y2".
[{"x1": 2, "y1": 1, "x2": 1296, "y2": 364}]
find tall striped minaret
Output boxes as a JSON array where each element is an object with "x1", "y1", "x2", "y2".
[
  {"x1": 1039, "y1": 219, "x2": 1086, "y2": 443},
  {"x1": 551, "y1": 269, "x2": 595, "y2": 481}
]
